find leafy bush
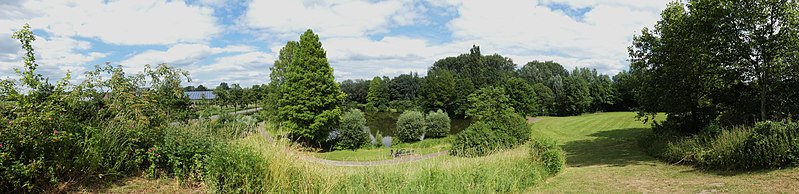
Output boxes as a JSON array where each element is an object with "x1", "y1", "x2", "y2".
[
  {"x1": 425, "y1": 109, "x2": 451, "y2": 138},
  {"x1": 451, "y1": 87, "x2": 531, "y2": 157},
  {"x1": 741, "y1": 121, "x2": 799, "y2": 168},
  {"x1": 396, "y1": 110, "x2": 425, "y2": 142},
  {"x1": 205, "y1": 142, "x2": 267, "y2": 193},
  {"x1": 80, "y1": 124, "x2": 147, "y2": 180},
  {"x1": 645, "y1": 121, "x2": 799, "y2": 170},
  {"x1": 160, "y1": 125, "x2": 219, "y2": 183},
  {"x1": 530, "y1": 139, "x2": 565, "y2": 175},
  {"x1": 336, "y1": 109, "x2": 370, "y2": 150},
  {"x1": 450, "y1": 122, "x2": 499, "y2": 157}
]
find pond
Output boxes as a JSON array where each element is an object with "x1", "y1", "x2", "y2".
[{"x1": 365, "y1": 111, "x2": 472, "y2": 137}]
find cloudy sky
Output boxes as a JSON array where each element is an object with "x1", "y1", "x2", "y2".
[{"x1": 0, "y1": 0, "x2": 669, "y2": 87}]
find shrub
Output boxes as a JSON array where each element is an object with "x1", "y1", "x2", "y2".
[
  {"x1": 80, "y1": 124, "x2": 146, "y2": 180},
  {"x1": 450, "y1": 122, "x2": 499, "y2": 157},
  {"x1": 741, "y1": 121, "x2": 799, "y2": 168},
  {"x1": 425, "y1": 109, "x2": 451, "y2": 138},
  {"x1": 395, "y1": 110, "x2": 425, "y2": 142},
  {"x1": 336, "y1": 109, "x2": 370, "y2": 150},
  {"x1": 451, "y1": 87, "x2": 532, "y2": 157},
  {"x1": 205, "y1": 142, "x2": 267, "y2": 193},
  {"x1": 530, "y1": 139, "x2": 565, "y2": 175},
  {"x1": 160, "y1": 125, "x2": 219, "y2": 183}
]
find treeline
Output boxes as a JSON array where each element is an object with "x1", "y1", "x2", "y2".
[{"x1": 340, "y1": 45, "x2": 632, "y2": 118}]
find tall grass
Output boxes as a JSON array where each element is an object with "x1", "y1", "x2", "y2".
[{"x1": 208, "y1": 134, "x2": 560, "y2": 193}]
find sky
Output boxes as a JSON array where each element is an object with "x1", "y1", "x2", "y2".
[{"x1": 0, "y1": 0, "x2": 670, "y2": 87}]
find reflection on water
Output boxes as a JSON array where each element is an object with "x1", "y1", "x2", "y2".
[{"x1": 366, "y1": 111, "x2": 471, "y2": 137}]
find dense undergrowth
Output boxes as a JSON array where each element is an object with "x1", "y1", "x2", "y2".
[{"x1": 644, "y1": 121, "x2": 799, "y2": 170}]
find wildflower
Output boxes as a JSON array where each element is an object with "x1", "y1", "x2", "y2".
[
  {"x1": 155, "y1": 154, "x2": 159, "y2": 157},
  {"x1": 48, "y1": 117, "x2": 52, "y2": 121},
  {"x1": 0, "y1": 143, "x2": 3, "y2": 148}
]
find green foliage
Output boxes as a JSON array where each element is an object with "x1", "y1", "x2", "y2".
[
  {"x1": 421, "y1": 69, "x2": 456, "y2": 115},
  {"x1": 0, "y1": 24, "x2": 84, "y2": 191},
  {"x1": 396, "y1": 110, "x2": 426, "y2": 142},
  {"x1": 556, "y1": 74, "x2": 592, "y2": 116},
  {"x1": 453, "y1": 87, "x2": 531, "y2": 157},
  {"x1": 336, "y1": 109, "x2": 369, "y2": 150},
  {"x1": 388, "y1": 100, "x2": 419, "y2": 112},
  {"x1": 367, "y1": 76, "x2": 390, "y2": 111},
  {"x1": 531, "y1": 83, "x2": 555, "y2": 115},
  {"x1": 630, "y1": 0, "x2": 799, "y2": 133},
  {"x1": 388, "y1": 73, "x2": 422, "y2": 101},
  {"x1": 449, "y1": 122, "x2": 499, "y2": 157},
  {"x1": 425, "y1": 110, "x2": 451, "y2": 138},
  {"x1": 530, "y1": 139, "x2": 566, "y2": 175},
  {"x1": 340, "y1": 79, "x2": 370, "y2": 104},
  {"x1": 645, "y1": 121, "x2": 799, "y2": 170},
  {"x1": 278, "y1": 29, "x2": 346, "y2": 145},
  {"x1": 265, "y1": 41, "x2": 298, "y2": 123},
  {"x1": 742, "y1": 121, "x2": 799, "y2": 168},
  {"x1": 502, "y1": 77, "x2": 539, "y2": 116},
  {"x1": 205, "y1": 142, "x2": 267, "y2": 193},
  {"x1": 160, "y1": 125, "x2": 219, "y2": 183}
]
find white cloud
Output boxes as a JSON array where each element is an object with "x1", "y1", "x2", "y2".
[
  {"x1": 119, "y1": 43, "x2": 256, "y2": 73},
  {"x1": 242, "y1": 0, "x2": 418, "y2": 38},
  {"x1": 22, "y1": 0, "x2": 220, "y2": 45},
  {"x1": 188, "y1": 51, "x2": 274, "y2": 87},
  {"x1": 0, "y1": 34, "x2": 107, "y2": 82},
  {"x1": 446, "y1": 0, "x2": 669, "y2": 76}
]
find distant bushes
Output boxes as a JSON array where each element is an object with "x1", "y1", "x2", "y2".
[
  {"x1": 396, "y1": 110, "x2": 426, "y2": 142},
  {"x1": 336, "y1": 109, "x2": 370, "y2": 150},
  {"x1": 645, "y1": 121, "x2": 799, "y2": 170},
  {"x1": 425, "y1": 110, "x2": 451, "y2": 138}
]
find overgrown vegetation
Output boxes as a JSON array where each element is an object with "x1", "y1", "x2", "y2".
[{"x1": 646, "y1": 121, "x2": 799, "y2": 170}]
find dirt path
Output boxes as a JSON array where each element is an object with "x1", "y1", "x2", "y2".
[{"x1": 255, "y1": 124, "x2": 448, "y2": 166}]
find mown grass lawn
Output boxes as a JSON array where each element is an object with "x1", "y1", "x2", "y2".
[{"x1": 528, "y1": 112, "x2": 799, "y2": 193}]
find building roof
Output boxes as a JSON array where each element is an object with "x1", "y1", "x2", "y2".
[{"x1": 184, "y1": 91, "x2": 216, "y2": 100}]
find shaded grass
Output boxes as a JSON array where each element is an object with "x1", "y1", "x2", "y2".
[{"x1": 528, "y1": 112, "x2": 799, "y2": 193}]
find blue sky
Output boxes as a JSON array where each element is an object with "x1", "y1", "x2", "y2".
[{"x1": 0, "y1": 0, "x2": 669, "y2": 87}]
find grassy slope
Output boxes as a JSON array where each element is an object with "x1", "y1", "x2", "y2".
[{"x1": 528, "y1": 112, "x2": 799, "y2": 193}]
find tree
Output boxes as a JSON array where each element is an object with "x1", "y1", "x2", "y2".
[
  {"x1": 532, "y1": 83, "x2": 556, "y2": 115},
  {"x1": 452, "y1": 87, "x2": 529, "y2": 157},
  {"x1": 396, "y1": 110, "x2": 425, "y2": 142},
  {"x1": 213, "y1": 82, "x2": 230, "y2": 107},
  {"x1": 387, "y1": 73, "x2": 421, "y2": 101},
  {"x1": 502, "y1": 77, "x2": 539, "y2": 116},
  {"x1": 340, "y1": 79, "x2": 370, "y2": 104},
  {"x1": 421, "y1": 69, "x2": 456, "y2": 115},
  {"x1": 557, "y1": 74, "x2": 591, "y2": 116},
  {"x1": 518, "y1": 60, "x2": 569, "y2": 87},
  {"x1": 266, "y1": 41, "x2": 298, "y2": 123},
  {"x1": 183, "y1": 86, "x2": 196, "y2": 91},
  {"x1": 366, "y1": 76, "x2": 390, "y2": 110},
  {"x1": 196, "y1": 84, "x2": 208, "y2": 91},
  {"x1": 228, "y1": 84, "x2": 244, "y2": 108},
  {"x1": 611, "y1": 71, "x2": 638, "y2": 111},
  {"x1": 278, "y1": 29, "x2": 345, "y2": 145},
  {"x1": 431, "y1": 45, "x2": 515, "y2": 88}
]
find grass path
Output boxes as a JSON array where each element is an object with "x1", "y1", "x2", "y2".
[{"x1": 528, "y1": 112, "x2": 799, "y2": 193}]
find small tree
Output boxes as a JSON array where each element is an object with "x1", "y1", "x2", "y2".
[
  {"x1": 336, "y1": 109, "x2": 369, "y2": 150},
  {"x1": 425, "y1": 109, "x2": 450, "y2": 138},
  {"x1": 396, "y1": 110, "x2": 425, "y2": 142}
]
